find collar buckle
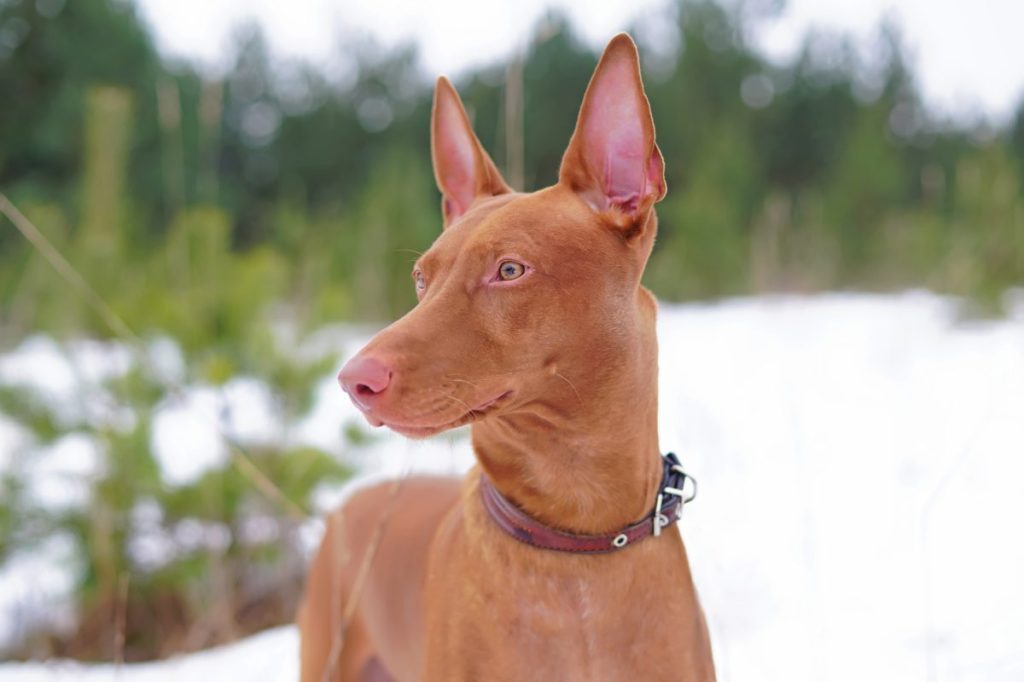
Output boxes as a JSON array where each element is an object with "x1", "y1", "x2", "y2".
[{"x1": 480, "y1": 452, "x2": 699, "y2": 554}]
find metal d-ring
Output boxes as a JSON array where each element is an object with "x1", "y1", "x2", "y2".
[
  {"x1": 653, "y1": 493, "x2": 665, "y2": 537},
  {"x1": 671, "y1": 465, "x2": 698, "y2": 505},
  {"x1": 665, "y1": 466, "x2": 698, "y2": 521}
]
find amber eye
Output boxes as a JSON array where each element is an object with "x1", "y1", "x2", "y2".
[
  {"x1": 498, "y1": 261, "x2": 525, "y2": 281},
  {"x1": 414, "y1": 271, "x2": 426, "y2": 292}
]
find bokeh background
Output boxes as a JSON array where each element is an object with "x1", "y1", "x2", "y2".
[{"x1": 0, "y1": 0, "x2": 1022, "y2": 680}]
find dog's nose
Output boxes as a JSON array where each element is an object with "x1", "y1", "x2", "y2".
[{"x1": 338, "y1": 355, "x2": 392, "y2": 403}]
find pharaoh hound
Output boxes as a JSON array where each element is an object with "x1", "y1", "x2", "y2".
[{"x1": 298, "y1": 33, "x2": 715, "y2": 682}]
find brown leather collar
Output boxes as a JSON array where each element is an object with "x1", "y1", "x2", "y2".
[{"x1": 479, "y1": 452, "x2": 697, "y2": 554}]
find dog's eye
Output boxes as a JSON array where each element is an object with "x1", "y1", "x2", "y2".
[
  {"x1": 498, "y1": 261, "x2": 525, "y2": 281},
  {"x1": 414, "y1": 271, "x2": 426, "y2": 292}
]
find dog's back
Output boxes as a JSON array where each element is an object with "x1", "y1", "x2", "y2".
[{"x1": 299, "y1": 477, "x2": 460, "y2": 681}]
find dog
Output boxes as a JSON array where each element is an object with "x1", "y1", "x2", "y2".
[{"x1": 298, "y1": 33, "x2": 715, "y2": 682}]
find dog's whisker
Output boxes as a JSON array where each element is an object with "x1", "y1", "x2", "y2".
[
  {"x1": 554, "y1": 372, "x2": 583, "y2": 405},
  {"x1": 482, "y1": 366, "x2": 538, "y2": 376},
  {"x1": 444, "y1": 376, "x2": 481, "y2": 390},
  {"x1": 396, "y1": 248, "x2": 426, "y2": 259},
  {"x1": 445, "y1": 393, "x2": 474, "y2": 413}
]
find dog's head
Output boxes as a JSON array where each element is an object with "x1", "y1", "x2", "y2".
[{"x1": 339, "y1": 34, "x2": 665, "y2": 438}]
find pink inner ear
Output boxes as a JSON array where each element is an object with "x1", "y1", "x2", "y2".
[
  {"x1": 581, "y1": 56, "x2": 660, "y2": 212},
  {"x1": 436, "y1": 97, "x2": 477, "y2": 219}
]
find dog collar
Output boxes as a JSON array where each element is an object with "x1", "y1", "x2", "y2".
[{"x1": 479, "y1": 452, "x2": 697, "y2": 554}]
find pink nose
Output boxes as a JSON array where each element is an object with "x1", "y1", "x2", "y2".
[{"x1": 338, "y1": 355, "x2": 392, "y2": 405}]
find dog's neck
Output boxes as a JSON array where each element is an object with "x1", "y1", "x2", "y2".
[{"x1": 471, "y1": 291, "x2": 662, "y2": 536}]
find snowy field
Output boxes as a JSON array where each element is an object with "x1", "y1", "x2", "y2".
[{"x1": 2, "y1": 291, "x2": 1023, "y2": 681}]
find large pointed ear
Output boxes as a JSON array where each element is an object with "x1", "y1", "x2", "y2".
[
  {"x1": 559, "y1": 34, "x2": 666, "y2": 235},
  {"x1": 431, "y1": 77, "x2": 511, "y2": 227}
]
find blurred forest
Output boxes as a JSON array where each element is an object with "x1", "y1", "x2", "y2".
[{"x1": 0, "y1": 0, "x2": 1022, "y2": 664}]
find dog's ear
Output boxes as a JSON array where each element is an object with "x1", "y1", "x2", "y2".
[
  {"x1": 559, "y1": 34, "x2": 666, "y2": 236},
  {"x1": 431, "y1": 77, "x2": 511, "y2": 227}
]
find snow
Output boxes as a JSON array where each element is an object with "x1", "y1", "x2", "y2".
[
  {"x1": 1, "y1": 291, "x2": 1023, "y2": 680},
  {"x1": 149, "y1": 387, "x2": 231, "y2": 486},
  {"x1": 0, "y1": 534, "x2": 79, "y2": 652},
  {"x1": 0, "y1": 627, "x2": 298, "y2": 682},
  {"x1": 22, "y1": 433, "x2": 103, "y2": 510},
  {"x1": 661, "y1": 293, "x2": 1024, "y2": 681}
]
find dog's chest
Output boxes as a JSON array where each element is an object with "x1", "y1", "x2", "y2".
[
  {"x1": 511, "y1": 574, "x2": 599, "y2": 641},
  {"x1": 422, "y1": 496, "x2": 705, "y2": 680},
  {"x1": 464, "y1": 567, "x2": 658, "y2": 679}
]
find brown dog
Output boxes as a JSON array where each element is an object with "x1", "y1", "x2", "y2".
[{"x1": 298, "y1": 34, "x2": 715, "y2": 681}]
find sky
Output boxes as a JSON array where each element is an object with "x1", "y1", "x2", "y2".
[{"x1": 133, "y1": 0, "x2": 1024, "y2": 125}]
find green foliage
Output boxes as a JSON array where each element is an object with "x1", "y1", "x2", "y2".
[
  {"x1": 0, "y1": 473, "x2": 21, "y2": 561},
  {"x1": 0, "y1": 385, "x2": 69, "y2": 443},
  {"x1": 0, "y1": 331, "x2": 354, "y2": 660},
  {"x1": 3, "y1": 0, "x2": 1024, "y2": 334},
  {"x1": 0, "y1": 0, "x2": 162, "y2": 235}
]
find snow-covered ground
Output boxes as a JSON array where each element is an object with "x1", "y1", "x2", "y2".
[
  {"x1": 2, "y1": 291, "x2": 1023, "y2": 681},
  {"x1": 0, "y1": 627, "x2": 297, "y2": 681}
]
